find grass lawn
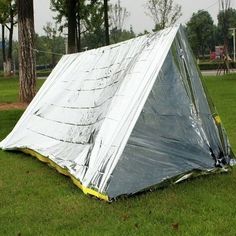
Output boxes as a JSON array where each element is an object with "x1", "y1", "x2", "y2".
[
  {"x1": 0, "y1": 77, "x2": 44, "y2": 103},
  {"x1": 0, "y1": 75, "x2": 236, "y2": 235}
]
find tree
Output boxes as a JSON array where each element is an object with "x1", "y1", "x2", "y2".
[
  {"x1": 76, "y1": 0, "x2": 81, "y2": 51},
  {"x1": 110, "y1": 26, "x2": 135, "y2": 44},
  {"x1": 80, "y1": 1, "x2": 105, "y2": 49},
  {"x1": 0, "y1": 0, "x2": 17, "y2": 76},
  {"x1": 42, "y1": 22, "x2": 63, "y2": 66},
  {"x1": 51, "y1": 0, "x2": 81, "y2": 53},
  {"x1": 66, "y1": 0, "x2": 77, "y2": 53},
  {"x1": 109, "y1": 0, "x2": 129, "y2": 31},
  {"x1": 186, "y1": 10, "x2": 215, "y2": 58},
  {"x1": 218, "y1": 0, "x2": 231, "y2": 51},
  {"x1": 51, "y1": 0, "x2": 106, "y2": 50},
  {"x1": 217, "y1": 8, "x2": 236, "y2": 53},
  {"x1": 0, "y1": 0, "x2": 8, "y2": 73},
  {"x1": 218, "y1": 0, "x2": 232, "y2": 73},
  {"x1": 51, "y1": 0, "x2": 101, "y2": 52},
  {"x1": 87, "y1": 0, "x2": 110, "y2": 46},
  {"x1": 109, "y1": 0, "x2": 131, "y2": 43},
  {"x1": 103, "y1": 0, "x2": 109, "y2": 45},
  {"x1": 145, "y1": 0, "x2": 182, "y2": 30},
  {"x1": 35, "y1": 33, "x2": 64, "y2": 67},
  {"x1": 17, "y1": 0, "x2": 36, "y2": 103}
]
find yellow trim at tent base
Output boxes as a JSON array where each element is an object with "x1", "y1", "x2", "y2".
[
  {"x1": 20, "y1": 148, "x2": 109, "y2": 202},
  {"x1": 214, "y1": 115, "x2": 222, "y2": 124}
]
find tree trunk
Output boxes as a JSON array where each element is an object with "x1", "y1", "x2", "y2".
[
  {"x1": 17, "y1": 0, "x2": 36, "y2": 103},
  {"x1": 1, "y1": 24, "x2": 7, "y2": 76},
  {"x1": 104, "y1": 0, "x2": 110, "y2": 45},
  {"x1": 201, "y1": 46, "x2": 205, "y2": 60},
  {"x1": 220, "y1": 1, "x2": 230, "y2": 73},
  {"x1": 5, "y1": 59, "x2": 12, "y2": 76},
  {"x1": 67, "y1": 0, "x2": 77, "y2": 53},
  {"x1": 5, "y1": 5, "x2": 14, "y2": 76},
  {"x1": 76, "y1": 0, "x2": 81, "y2": 52},
  {"x1": 51, "y1": 36, "x2": 56, "y2": 67}
]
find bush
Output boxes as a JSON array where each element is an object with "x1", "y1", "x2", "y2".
[
  {"x1": 199, "y1": 61, "x2": 236, "y2": 70},
  {"x1": 36, "y1": 70, "x2": 51, "y2": 77}
]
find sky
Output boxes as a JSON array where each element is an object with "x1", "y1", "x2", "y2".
[{"x1": 32, "y1": 0, "x2": 235, "y2": 35}]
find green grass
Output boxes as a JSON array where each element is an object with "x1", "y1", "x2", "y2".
[
  {"x1": 203, "y1": 73, "x2": 236, "y2": 150},
  {"x1": 0, "y1": 75, "x2": 236, "y2": 235},
  {"x1": 0, "y1": 77, "x2": 44, "y2": 103}
]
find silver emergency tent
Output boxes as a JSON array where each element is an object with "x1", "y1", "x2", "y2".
[{"x1": 0, "y1": 25, "x2": 234, "y2": 201}]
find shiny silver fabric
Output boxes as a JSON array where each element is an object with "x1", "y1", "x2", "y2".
[
  {"x1": 107, "y1": 27, "x2": 233, "y2": 198},
  {"x1": 0, "y1": 25, "x2": 233, "y2": 200}
]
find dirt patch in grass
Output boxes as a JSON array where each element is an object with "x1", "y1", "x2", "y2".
[{"x1": 0, "y1": 102, "x2": 28, "y2": 110}]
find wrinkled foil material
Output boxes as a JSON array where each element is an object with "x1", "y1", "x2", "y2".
[{"x1": 0, "y1": 25, "x2": 234, "y2": 200}]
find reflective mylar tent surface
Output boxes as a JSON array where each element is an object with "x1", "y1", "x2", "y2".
[{"x1": 0, "y1": 25, "x2": 234, "y2": 201}]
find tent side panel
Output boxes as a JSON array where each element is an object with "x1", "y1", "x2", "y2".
[{"x1": 107, "y1": 29, "x2": 232, "y2": 199}]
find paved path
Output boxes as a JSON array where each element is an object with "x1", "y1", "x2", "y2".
[
  {"x1": 201, "y1": 70, "x2": 218, "y2": 76},
  {"x1": 201, "y1": 69, "x2": 236, "y2": 76}
]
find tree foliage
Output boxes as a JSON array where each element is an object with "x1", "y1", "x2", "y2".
[
  {"x1": 35, "y1": 33, "x2": 64, "y2": 67},
  {"x1": 217, "y1": 8, "x2": 236, "y2": 50},
  {"x1": 51, "y1": 0, "x2": 84, "y2": 52},
  {"x1": 110, "y1": 26, "x2": 135, "y2": 44},
  {"x1": 186, "y1": 10, "x2": 215, "y2": 58},
  {"x1": 185, "y1": 4, "x2": 236, "y2": 61},
  {"x1": 145, "y1": 0, "x2": 182, "y2": 30},
  {"x1": 51, "y1": 0, "x2": 110, "y2": 51},
  {"x1": 0, "y1": 0, "x2": 10, "y2": 24},
  {"x1": 218, "y1": 0, "x2": 232, "y2": 53},
  {"x1": 36, "y1": 22, "x2": 65, "y2": 67}
]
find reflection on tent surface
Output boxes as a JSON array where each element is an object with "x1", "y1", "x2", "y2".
[{"x1": 0, "y1": 25, "x2": 234, "y2": 201}]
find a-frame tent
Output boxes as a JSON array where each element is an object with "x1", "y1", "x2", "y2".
[{"x1": 0, "y1": 25, "x2": 234, "y2": 201}]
